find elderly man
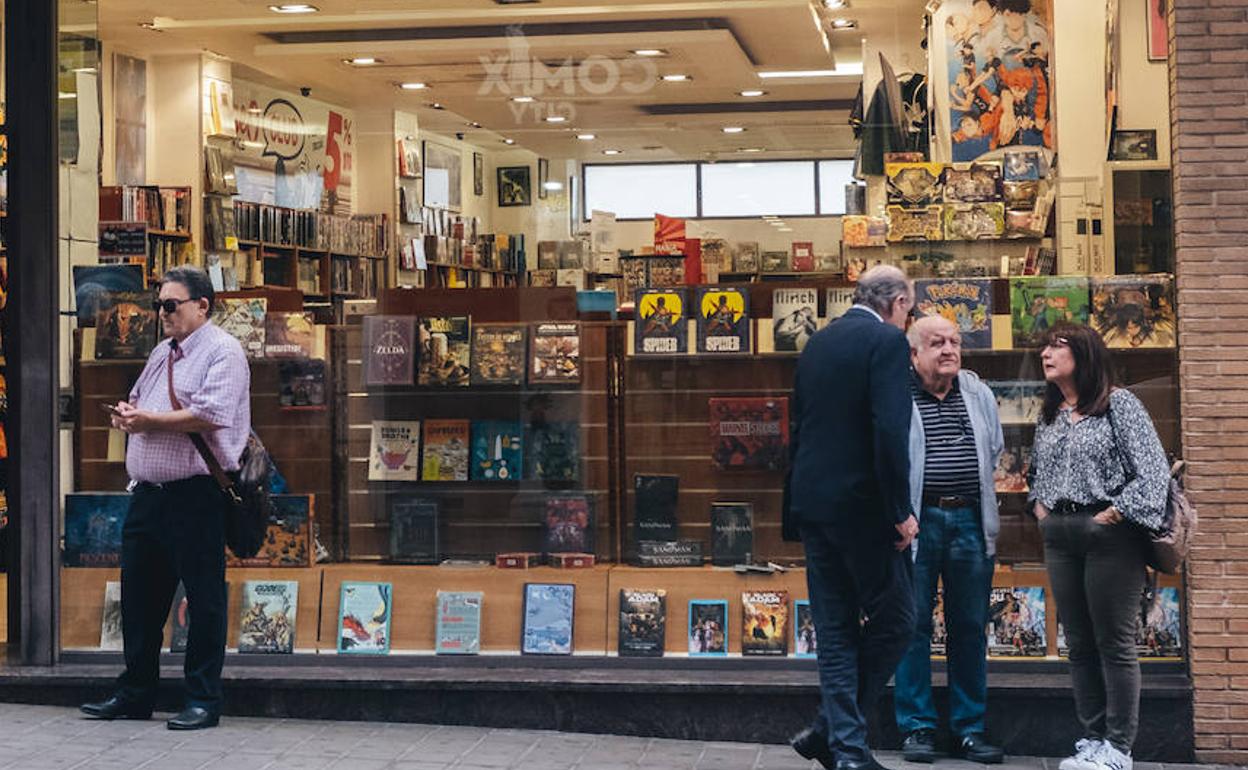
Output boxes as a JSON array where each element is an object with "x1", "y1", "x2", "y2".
[
  {"x1": 894, "y1": 316, "x2": 1004, "y2": 764},
  {"x1": 784, "y1": 265, "x2": 919, "y2": 770}
]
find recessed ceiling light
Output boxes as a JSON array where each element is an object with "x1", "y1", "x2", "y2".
[
  {"x1": 632, "y1": 49, "x2": 667, "y2": 57},
  {"x1": 722, "y1": 126, "x2": 746, "y2": 134},
  {"x1": 778, "y1": 227, "x2": 794, "y2": 232},
  {"x1": 660, "y1": 74, "x2": 692, "y2": 82},
  {"x1": 429, "y1": 102, "x2": 445, "y2": 110},
  {"x1": 545, "y1": 115, "x2": 567, "y2": 123},
  {"x1": 738, "y1": 89, "x2": 766, "y2": 97},
  {"x1": 511, "y1": 96, "x2": 535, "y2": 103},
  {"x1": 345, "y1": 57, "x2": 380, "y2": 66},
  {"x1": 466, "y1": 122, "x2": 482, "y2": 128},
  {"x1": 138, "y1": 21, "x2": 162, "y2": 31},
  {"x1": 830, "y1": 18, "x2": 858, "y2": 29},
  {"x1": 740, "y1": 147, "x2": 765, "y2": 153},
  {"x1": 400, "y1": 82, "x2": 429, "y2": 90},
  {"x1": 269, "y1": 3, "x2": 319, "y2": 12},
  {"x1": 822, "y1": 0, "x2": 848, "y2": 8},
  {"x1": 503, "y1": 138, "x2": 516, "y2": 145},
  {"x1": 577, "y1": 134, "x2": 596, "y2": 141},
  {"x1": 543, "y1": 181, "x2": 565, "y2": 191},
  {"x1": 603, "y1": 149, "x2": 623, "y2": 156}
]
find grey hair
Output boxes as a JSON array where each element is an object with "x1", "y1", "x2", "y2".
[
  {"x1": 852, "y1": 265, "x2": 912, "y2": 317},
  {"x1": 906, "y1": 314, "x2": 958, "y2": 350},
  {"x1": 161, "y1": 265, "x2": 216, "y2": 313}
]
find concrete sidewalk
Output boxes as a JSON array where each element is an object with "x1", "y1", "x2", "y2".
[{"x1": 0, "y1": 704, "x2": 1226, "y2": 770}]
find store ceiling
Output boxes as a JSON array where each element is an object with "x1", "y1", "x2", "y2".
[{"x1": 97, "y1": 0, "x2": 928, "y2": 161}]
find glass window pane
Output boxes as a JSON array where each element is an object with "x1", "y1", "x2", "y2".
[
  {"x1": 701, "y1": 161, "x2": 816, "y2": 217},
  {"x1": 583, "y1": 164, "x2": 697, "y2": 220},
  {"x1": 818, "y1": 160, "x2": 856, "y2": 215}
]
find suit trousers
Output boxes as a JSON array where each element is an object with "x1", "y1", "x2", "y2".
[
  {"x1": 801, "y1": 521, "x2": 916, "y2": 763},
  {"x1": 116, "y1": 475, "x2": 228, "y2": 713}
]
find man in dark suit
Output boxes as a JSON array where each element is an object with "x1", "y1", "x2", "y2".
[{"x1": 783, "y1": 265, "x2": 919, "y2": 770}]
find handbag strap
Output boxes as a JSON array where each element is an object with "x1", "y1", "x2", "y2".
[{"x1": 167, "y1": 340, "x2": 240, "y2": 504}]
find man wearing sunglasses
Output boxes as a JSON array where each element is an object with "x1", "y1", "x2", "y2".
[
  {"x1": 894, "y1": 315, "x2": 1005, "y2": 764},
  {"x1": 81, "y1": 265, "x2": 250, "y2": 731}
]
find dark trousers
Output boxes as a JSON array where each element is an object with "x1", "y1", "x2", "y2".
[
  {"x1": 117, "y1": 476, "x2": 228, "y2": 712},
  {"x1": 802, "y1": 521, "x2": 916, "y2": 762},
  {"x1": 1041, "y1": 513, "x2": 1148, "y2": 753},
  {"x1": 894, "y1": 504, "x2": 994, "y2": 738}
]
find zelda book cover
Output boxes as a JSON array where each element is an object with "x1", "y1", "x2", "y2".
[{"x1": 363, "y1": 315, "x2": 416, "y2": 386}]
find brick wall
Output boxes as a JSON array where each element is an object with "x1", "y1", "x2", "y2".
[{"x1": 1171, "y1": 0, "x2": 1248, "y2": 763}]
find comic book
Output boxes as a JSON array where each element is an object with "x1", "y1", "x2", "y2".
[
  {"x1": 530, "y1": 322, "x2": 581, "y2": 384},
  {"x1": 212, "y1": 298, "x2": 267, "y2": 358},
  {"x1": 710, "y1": 502, "x2": 753, "y2": 566},
  {"x1": 1010, "y1": 277, "x2": 1091, "y2": 348},
  {"x1": 63, "y1": 493, "x2": 129, "y2": 567},
  {"x1": 95, "y1": 292, "x2": 158, "y2": 360},
  {"x1": 337, "y1": 581, "x2": 392, "y2": 654},
  {"x1": 470, "y1": 420, "x2": 523, "y2": 481},
  {"x1": 741, "y1": 590, "x2": 789, "y2": 656},
  {"x1": 238, "y1": 580, "x2": 298, "y2": 654},
  {"x1": 263, "y1": 311, "x2": 316, "y2": 358},
  {"x1": 421, "y1": 419, "x2": 470, "y2": 481},
  {"x1": 1137, "y1": 586, "x2": 1182, "y2": 658},
  {"x1": 634, "y1": 474, "x2": 679, "y2": 542},
  {"x1": 418, "y1": 316, "x2": 471, "y2": 386},
  {"x1": 470, "y1": 323, "x2": 527, "y2": 385},
  {"x1": 989, "y1": 380, "x2": 1046, "y2": 425},
  {"x1": 619, "y1": 589, "x2": 667, "y2": 657},
  {"x1": 694, "y1": 286, "x2": 750, "y2": 355},
  {"x1": 436, "y1": 591, "x2": 483, "y2": 655},
  {"x1": 709, "y1": 397, "x2": 789, "y2": 471},
  {"x1": 733, "y1": 242, "x2": 760, "y2": 273},
  {"x1": 772, "y1": 288, "x2": 818, "y2": 353},
  {"x1": 363, "y1": 315, "x2": 416, "y2": 386},
  {"x1": 994, "y1": 442, "x2": 1032, "y2": 493},
  {"x1": 913, "y1": 278, "x2": 993, "y2": 350},
  {"x1": 688, "y1": 600, "x2": 728, "y2": 656},
  {"x1": 987, "y1": 587, "x2": 1046, "y2": 657},
  {"x1": 634, "y1": 288, "x2": 688, "y2": 355},
  {"x1": 794, "y1": 599, "x2": 817, "y2": 658},
  {"x1": 527, "y1": 421, "x2": 579, "y2": 482},
  {"x1": 522, "y1": 583, "x2": 575, "y2": 655},
  {"x1": 1089, "y1": 274, "x2": 1176, "y2": 349},
  {"x1": 542, "y1": 494, "x2": 594, "y2": 556},
  {"x1": 368, "y1": 420, "x2": 420, "y2": 482}
]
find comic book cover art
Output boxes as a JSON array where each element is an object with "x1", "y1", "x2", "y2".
[
  {"x1": 701, "y1": 238, "x2": 730, "y2": 271},
  {"x1": 418, "y1": 316, "x2": 471, "y2": 386},
  {"x1": 528, "y1": 421, "x2": 579, "y2": 482},
  {"x1": 886, "y1": 162, "x2": 946, "y2": 206},
  {"x1": 634, "y1": 474, "x2": 679, "y2": 542},
  {"x1": 212, "y1": 298, "x2": 267, "y2": 358},
  {"x1": 1089, "y1": 274, "x2": 1176, "y2": 349},
  {"x1": 1004, "y1": 149, "x2": 1044, "y2": 181},
  {"x1": 913, "y1": 278, "x2": 993, "y2": 350},
  {"x1": 100, "y1": 581, "x2": 123, "y2": 651},
  {"x1": 988, "y1": 380, "x2": 1046, "y2": 425},
  {"x1": 635, "y1": 288, "x2": 688, "y2": 355},
  {"x1": 543, "y1": 495, "x2": 593, "y2": 556},
  {"x1": 619, "y1": 589, "x2": 667, "y2": 657},
  {"x1": 470, "y1": 420, "x2": 523, "y2": 481},
  {"x1": 987, "y1": 586, "x2": 1047, "y2": 657},
  {"x1": 63, "y1": 493, "x2": 129, "y2": 567},
  {"x1": 470, "y1": 323, "x2": 527, "y2": 386},
  {"x1": 794, "y1": 599, "x2": 817, "y2": 658},
  {"x1": 825, "y1": 288, "x2": 856, "y2": 324},
  {"x1": 228, "y1": 494, "x2": 314, "y2": 568},
  {"x1": 994, "y1": 443, "x2": 1031, "y2": 493},
  {"x1": 95, "y1": 291, "x2": 158, "y2": 360},
  {"x1": 709, "y1": 397, "x2": 790, "y2": 471},
  {"x1": 943, "y1": 202, "x2": 1006, "y2": 241},
  {"x1": 943, "y1": 163, "x2": 1002, "y2": 203},
  {"x1": 73, "y1": 264, "x2": 145, "y2": 327},
  {"x1": 695, "y1": 286, "x2": 750, "y2": 355},
  {"x1": 421, "y1": 419, "x2": 469, "y2": 481},
  {"x1": 522, "y1": 583, "x2": 575, "y2": 655},
  {"x1": 436, "y1": 591, "x2": 483, "y2": 655},
  {"x1": 363, "y1": 315, "x2": 416, "y2": 387},
  {"x1": 1137, "y1": 585, "x2": 1182, "y2": 658},
  {"x1": 841, "y1": 216, "x2": 888, "y2": 248},
  {"x1": 931, "y1": 589, "x2": 948, "y2": 656},
  {"x1": 711, "y1": 502, "x2": 753, "y2": 567},
  {"x1": 886, "y1": 205, "x2": 944, "y2": 242},
  {"x1": 530, "y1": 322, "x2": 581, "y2": 384},
  {"x1": 772, "y1": 288, "x2": 818, "y2": 353},
  {"x1": 278, "y1": 360, "x2": 327, "y2": 410},
  {"x1": 760, "y1": 251, "x2": 790, "y2": 273},
  {"x1": 1010, "y1": 277, "x2": 1090, "y2": 348},
  {"x1": 337, "y1": 581, "x2": 392, "y2": 654},
  {"x1": 388, "y1": 497, "x2": 439, "y2": 564},
  {"x1": 742, "y1": 590, "x2": 789, "y2": 656},
  {"x1": 264, "y1": 311, "x2": 315, "y2": 358},
  {"x1": 689, "y1": 600, "x2": 728, "y2": 656},
  {"x1": 649, "y1": 256, "x2": 685, "y2": 287},
  {"x1": 368, "y1": 420, "x2": 420, "y2": 482},
  {"x1": 238, "y1": 580, "x2": 298, "y2": 654},
  {"x1": 733, "y1": 242, "x2": 760, "y2": 273}
]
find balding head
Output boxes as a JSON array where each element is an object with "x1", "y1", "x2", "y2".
[
  {"x1": 909, "y1": 315, "x2": 963, "y2": 395},
  {"x1": 907, "y1": 315, "x2": 959, "y2": 351},
  {"x1": 852, "y1": 265, "x2": 914, "y2": 330}
]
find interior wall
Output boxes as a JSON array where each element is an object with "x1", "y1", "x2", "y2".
[
  {"x1": 149, "y1": 54, "x2": 202, "y2": 258},
  {"x1": 1052, "y1": 0, "x2": 1109, "y2": 179},
  {"x1": 610, "y1": 217, "x2": 844, "y2": 255},
  {"x1": 1117, "y1": 0, "x2": 1171, "y2": 159}
]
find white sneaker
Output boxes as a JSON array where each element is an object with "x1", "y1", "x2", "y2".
[
  {"x1": 1093, "y1": 743, "x2": 1133, "y2": 770},
  {"x1": 1058, "y1": 738, "x2": 1105, "y2": 770}
]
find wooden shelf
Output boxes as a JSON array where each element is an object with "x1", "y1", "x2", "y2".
[{"x1": 147, "y1": 229, "x2": 192, "y2": 239}]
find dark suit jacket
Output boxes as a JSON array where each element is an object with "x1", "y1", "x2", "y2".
[{"x1": 782, "y1": 307, "x2": 913, "y2": 542}]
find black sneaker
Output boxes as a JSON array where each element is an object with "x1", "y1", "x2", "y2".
[
  {"x1": 956, "y1": 733, "x2": 1004, "y2": 765},
  {"x1": 902, "y1": 729, "x2": 941, "y2": 763}
]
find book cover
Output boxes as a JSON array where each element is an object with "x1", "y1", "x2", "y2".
[
  {"x1": 695, "y1": 286, "x2": 750, "y2": 355},
  {"x1": 238, "y1": 580, "x2": 299, "y2": 654},
  {"x1": 521, "y1": 583, "x2": 575, "y2": 655},
  {"x1": 543, "y1": 494, "x2": 594, "y2": 556},
  {"x1": 1137, "y1": 585, "x2": 1182, "y2": 658},
  {"x1": 794, "y1": 599, "x2": 817, "y2": 658},
  {"x1": 470, "y1": 420, "x2": 523, "y2": 481},
  {"x1": 389, "y1": 497, "x2": 439, "y2": 564},
  {"x1": 635, "y1": 288, "x2": 688, "y2": 356},
  {"x1": 418, "y1": 316, "x2": 472, "y2": 386},
  {"x1": 913, "y1": 279, "x2": 993, "y2": 350},
  {"x1": 1010, "y1": 277, "x2": 1091, "y2": 348},
  {"x1": 169, "y1": 582, "x2": 189, "y2": 653},
  {"x1": 760, "y1": 251, "x2": 790, "y2": 273},
  {"x1": 688, "y1": 600, "x2": 728, "y2": 656},
  {"x1": 470, "y1": 323, "x2": 527, "y2": 386},
  {"x1": 987, "y1": 587, "x2": 1046, "y2": 657},
  {"x1": 63, "y1": 493, "x2": 129, "y2": 567},
  {"x1": 73, "y1": 264, "x2": 145, "y2": 326},
  {"x1": 733, "y1": 242, "x2": 759, "y2": 273},
  {"x1": 421, "y1": 419, "x2": 470, "y2": 481},
  {"x1": 228, "y1": 494, "x2": 314, "y2": 568},
  {"x1": 363, "y1": 315, "x2": 417, "y2": 387},
  {"x1": 278, "y1": 360, "x2": 327, "y2": 410},
  {"x1": 530, "y1": 322, "x2": 581, "y2": 384},
  {"x1": 619, "y1": 588, "x2": 667, "y2": 657},
  {"x1": 634, "y1": 474, "x2": 679, "y2": 542},
  {"x1": 709, "y1": 397, "x2": 790, "y2": 471},
  {"x1": 988, "y1": 380, "x2": 1046, "y2": 425},
  {"x1": 943, "y1": 163, "x2": 1003, "y2": 203},
  {"x1": 791, "y1": 242, "x2": 815, "y2": 272},
  {"x1": 636, "y1": 540, "x2": 703, "y2": 567},
  {"x1": 95, "y1": 292, "x2": 158, "y2": 360},
  {"x1": 1090, "y1": 274, "x2": 1176, "y2": 349},
  {"x1": 337, "y1": 581, "x2": 392, "y2": 654},
  {"x1": 527, "y1": 421, "x2": 579, "y2": 482},
  {"x1": 212, "y1": 298, "x2": 267, "y2": 358},
  {"x1": 943, "y1": 202, "x2": 1006, "y2": 240},
  {"x1": 931, "y1": 589, "x2": 947, "y2": 656},
  {"x1": 994, "y1": 442, "x2": 1031, "y2": 493},
  {"x1": 841, "y1": 216, "x2": 887, "y2": 248},
  {"x1": 701, "y1": 238, "x2": 730, "y2": 270},
  {"x1": 264, "y1": 312, "x2": 316, "y2": 358},
  {"x1": 368, "y1": 420, "x2": 420, "y2": 482},
  {"x1": 825, "y1": 287, "x2": 855, "y2": 324},
  {"x1": 710, "y1": 502, "x2": 753, "y2": 566},
  {"x1": 742, "y1": 590, "x2": 789, "y2": 656},
  {"x1": 436, "y1": 590, "x2": 483, "y2": 655},
  {"x1": 100, "y1": 581, "x2": 123, "y2": 651},
  {"x1": 773, "y1": 288, "x2": 818, "y2": 353}
]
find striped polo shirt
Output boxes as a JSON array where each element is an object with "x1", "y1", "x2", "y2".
[{"x1": 912, "y1": 373, "x2": 981, "y2": 499}]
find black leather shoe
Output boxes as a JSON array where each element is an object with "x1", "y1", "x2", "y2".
[
  {"x1": 955, "y1": 733, "x2": 1004, "y2": 765},
  {"x1": 790, "y1": 726, "x2": 837, "y2": 770},
  {"x1": 835, "y1": 757, "x2": 890, "y2": 770},
  {"x1": 166, "y1": 706, "x2": 219, "y2": 731},
  {"x1": 902, "y1": 728, "x2": 942, "y2": 763},
  {"x1": 80, "y1": 695, "x2": 152, "y2": 721}
]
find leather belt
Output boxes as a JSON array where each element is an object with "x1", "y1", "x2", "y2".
[
  {"x1": 1052, "y1": 500, "x2": 1111, "y2": 516},
  {"x1": 922, "y1": 494, "x2": 977, "y2": 509}
]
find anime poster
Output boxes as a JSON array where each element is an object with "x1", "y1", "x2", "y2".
[
  {"x1": 935, "y1": 0, "x2": 1055, "y2": 162},
  {"x1": 913, "y1": 278, "x2": 993, "y2": 350},
  {"x1": 1089, "y1": 274, "x2": 1176, "y2": 349}
]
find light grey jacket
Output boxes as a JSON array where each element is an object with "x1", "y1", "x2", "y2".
[{"x1": 908, "y1": 369, "x2": 1005, "y2": 558}]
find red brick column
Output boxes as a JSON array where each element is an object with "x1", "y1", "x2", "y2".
[{"x1": 1171, "y1": 0, "x2": 1248, "y2": 763}]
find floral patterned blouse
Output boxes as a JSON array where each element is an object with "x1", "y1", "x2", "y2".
[{"x1": 1029, "y1": 389, "x2": 1170, "y2": 531}]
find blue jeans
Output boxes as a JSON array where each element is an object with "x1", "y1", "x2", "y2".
[{"x1": 894, "y1": 504, "x2": 994, "y2": 738}]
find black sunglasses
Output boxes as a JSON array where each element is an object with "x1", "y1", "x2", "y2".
[{"x1": 152, "y1": 297, "x2": 198, "y2": 314}]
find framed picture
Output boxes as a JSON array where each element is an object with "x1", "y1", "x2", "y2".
[
  {"x1": 472, "y1": 152, "x2": 484, "y2": 197},
  {"x1": 1110, "y1": 129, "x2": 1158, "y2": 161},
  {"x1": 422, "y1": 140, "x2": 462, "y2": 211},
  {"x1": 1147, "y1": 0, "x2": 1167, "y2": 62},
  {"x1": 538, "y1": 157, "x2": 550, "y2": 200},
  {"x1": 497, "y1": 165, "x2": 532, "y2": 207}
]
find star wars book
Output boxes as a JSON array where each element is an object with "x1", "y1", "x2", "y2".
[
  {"x1": 634, "y1": 473, "x2": 679, "y2": 542},
  {"x1": 278, "y1": 360, "x2": 327, "y2": 410},
  {"x1": 913, "y1": 278, "x2": 993, "y2": 350},
  {"x1": 542, "y1": 494, "x2": 594, "y2": 556},
  {"x1": 363, "y1": 315, "x2": 417, "y2": 387},
  {"x1": 695, "y1": 286, "x2": 750, "y2": 354},
  {"x1": 212, "y1": 297, "x2": 267, "y2": 358},
  {"x1": 263, "y1": 311, "x2": 316, "y2": 358},
  {"x1": 688, "y1": 600, "x2": 728, "y2": 656},
  {"x1": 741, "y1": 590, "x2": 789, "y2": 656},
  {"x1": 530, "y1": 322, "x2": 581, "y2": 384},
  {"x1": 95, "y1": 292, "x2": 158, "y2": 360},
  {"x1": 710, "y1": 502, "x2": 753, "y2": 567},
  {"x1": 1137, "y1": 586, "x2": 1182, "y2": 658},
  {"x1": 418, "y1": 316, "x2": 471, "y2": 386},
  {"x1": 368, "y1": 420, "x2": 420, "y2": 482},
  {"x1": 619, "y1": 589, "x2": 667, "y2": 657},
  {"x1": 100, "y1": 581, "x2": 123, "y2": 651},
  {"x1": 1010, "y1": 277, "x2": 1091, "y2": 348},
  {"x1": 470, "y1": 421, "x2": 523, "y2": 481},
  {"x1": 436, "y1": 590, "x2": 483, "y2": 655},
  {"x1": 994, "y1": 442, "x2": 1031, "y2": 493},
  {"x1": 709, "y1": 397, "x2": 790, "y2": 471},
  {"x1": 1089, "y1": 274, "x2": 1176, "y2": 348},
  {"x1": 337, "y1": 581, "x2": 392, "y2": 654},
  {"x1": 989, "y1": 380, "x2": 1046, "y2": 425},
  {"x1": 634, "y1": 288, "x2": 688, "y2": 356},
  {"x1": 794, "y1": 599, "x2": 817, "y2": 658},
  {"x1": 421, "y1": 419, "x2": 470, "y2": 481},
  {"x1": 527, "y1": 421, "x2": 579, "y2": 482},
  {"x1": 63, "y1": 493, "x2": 129, "y2": 567},
  {"x1": 470, "y1": 323, "x2": 527, "y2": 385},
  {"x1": 228, "y1": 494, "x2": 313, "y2": 568},
  {"x1": 388, "y1": 496, "x2": 439, "y2": 564},
  {"x1": 825, "y1": 287, "x2": 855, "y2": 324},
  {"x1": 521, "y1": 583, "x2": 575, "y2": 655},
  {"x1": 987, "y1": 587, "x2": 1046, "y2": 657},
  {"x1": 772, "y1": 288, "x2": 818, "y2": 353},
  {"x1": 238, "y1": 580, "x2": 298, "y2": 654}
]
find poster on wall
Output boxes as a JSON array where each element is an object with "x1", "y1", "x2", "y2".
[
  {"x1": 932, "y1": 0, "x2": 1055, "y2": 163},
  {"x1": 231, "y1": 78, "x2": 354, "y2": 215},
  {"x1": 113, "y1": 53, "x2": 146, "y2": 186},
  {"x1": 1147, "y1": 0, "x2": 1167, "y2": 61}
]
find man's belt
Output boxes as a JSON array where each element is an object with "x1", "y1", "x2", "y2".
[
  {"x1": 1051, "y1": 500, "x2": 1111, "y2": 516},
  {"x1": 922, "y1": 493, "x2": 977, "y2": 509}
]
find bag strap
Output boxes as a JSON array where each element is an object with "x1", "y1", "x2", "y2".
[
  {"x1": 168, "y1": 341, "x2": 241, "y2": 505},
  {"x1": 1104, "y1": 395, "x2": 1137, "y2": 482}
]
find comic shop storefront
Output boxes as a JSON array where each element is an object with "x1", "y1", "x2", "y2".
[{"x1": 1, "y1": 0, "x2": 1244, "y2": 763}]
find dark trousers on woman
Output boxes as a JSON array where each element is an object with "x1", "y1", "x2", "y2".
[
  {"x1": 116, "y1": 476, "x2": 228, "y2": 713},
  {"x1": 1041, "y1": 513, "x2": 1148, "y2": 753}
]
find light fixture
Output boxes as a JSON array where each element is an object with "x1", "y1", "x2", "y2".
[
  {"x1": 738, "y1": 89, "x2": 766, "y2": 97},
  {"x1": 829, "y1": 18, "x2": 858, "y2": 29},
  {"x1": 759, "y1": 69, "x2": 841, "y2": 78},
  {"x1": 545, "y1": 115, "x2": 567, "y2": 123},
  {"x1": 603, "y1": 149, "x2": 623, "y2": 156},
  {"x1": 345, "y1": 57, "x2": 381, "y2": 66},
  {"x1": 57, "y1": 92, "x2": 78, "y2": 100},
  {"x1": 543, "y1": 181, "x2": 565, "y2": 191},
  {"x1": 511, "y1": 95, "x2": 535, "y2": 103},
  {"x1": 778, "y1": 227, "x2": 794, "y2": 232},
  {"x1": 429, "y1": 102, "x2": 445, "y2": 110},
  {"x1": 138, "y1": 21, "x2": 162, "y2": 31},
  {"x1": 269, "y1": 3, "x2": 319, "y2": 12},
  {"x1": 822, "y1": 0, "x2": 848, "y2": 8},
  {"x1": 467, "y1": 122, "x2": 482, "y2": 128},
  {"x1": 740, "y1": 147, "x2": 765, "y2": 153},
  {"x1": 632, "y1": 49, "x2": 667, "y2": 57},
  {"x1": 503, "y1": 138, "x2": 516, "y2": 145},
  {"x1": 722, "y1": 126, "x2": 746, "y2": 134},
  {"x1": 577, "y1": 134, "x2": 596, "y2": 141},
  {"x1": 400, "y1": 82, "x2": 429, "y2": 90},
  {"x1": 660, "y1": 74, "x2": 692, "y2": 82}
]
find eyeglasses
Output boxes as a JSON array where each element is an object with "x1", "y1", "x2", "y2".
[
  {"x1": 1043, "y1": 336, "x2": 1070, "y2": 350},
  {"x1": 152, "y1": 298, "x2": 197, "y2": 314}
]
